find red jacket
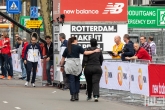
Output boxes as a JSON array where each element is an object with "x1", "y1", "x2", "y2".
[
  {"x1": 1, "y1": 38, "x2": 10, "y2": 54},
  {"x1": 0, "y1": 39, "x2": 2, "y2": 54},
  {"x1": 22, "y1": 42, "x2": 28, "y2": 59}
]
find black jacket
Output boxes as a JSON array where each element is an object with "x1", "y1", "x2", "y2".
[
  {"x1": 121, "y1": 40, "x2": 135, "y2": 61},
  {"x1": 82, "y1": 47, "x2": 103, "y2": 68},
  {"x1": 40, "y1": 38, "x2": 53, "y2": 60}
]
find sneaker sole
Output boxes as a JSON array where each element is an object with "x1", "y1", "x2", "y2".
[{"x1": 94, "y1": 98, "x2": 98, "y2": 102}]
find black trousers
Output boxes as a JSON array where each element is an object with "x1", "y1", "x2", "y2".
[
  {"x1": 26, "y1": 61, "x2": 38, "y2": 83},
  {"x1": 84, "y1": 65, "x2": 102, "y2": 98}
]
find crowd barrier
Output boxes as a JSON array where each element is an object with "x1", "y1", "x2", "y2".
[{"x1": 100, "y1": 60, "x2": 165, "y2": 107}]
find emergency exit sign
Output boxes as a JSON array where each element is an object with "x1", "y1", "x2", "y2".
[{"x1": 128, "y1": 6, "x2": 165, "y2": 28}]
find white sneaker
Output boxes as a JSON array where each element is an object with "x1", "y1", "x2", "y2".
[
  {"x1": 25, "y1": 82, "x2": 29, "y2": 86},
  {"x1": 32, "y1": 83, "x2": 35, "y2": 87}
]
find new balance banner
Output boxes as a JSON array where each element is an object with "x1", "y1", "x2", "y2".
[
  {"x1": 148, "y1": 64, "x2": 165, "y2": 97},
  {"x1": 60, "y1": 24, "x2": 127, "y2": 51},
  {"x1": 60, "y1": 0, "x2": 127, "y2": 22},
  {"x1": 129, "y1": 64, "x2": 149, "y2": 96}
]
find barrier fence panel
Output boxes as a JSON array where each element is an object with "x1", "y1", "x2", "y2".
[{"x1": 100, "y1": 60, "x2": 165, "y2": 107}]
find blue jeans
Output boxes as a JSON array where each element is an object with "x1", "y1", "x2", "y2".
[
  {"x1": 20, "y1": 59, "x2": 26, "y2": 78},
  {"x1": 46, "y1": 60, "x2": 53, "y2": 83},
  {"x1": 1, "y1": 54, "x2": 10, "y2": 77},
  {"x1": 8, "y1": 57, "x2": 13, "y2": 77},
  {"x1": 66, "y1": 74, "x2": 81, "y2": 95}
]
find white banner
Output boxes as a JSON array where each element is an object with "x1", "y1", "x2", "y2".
[
  {"x1": 12, "y1": 54, "x2": 21, "y2": 72},
  {"x1": 129, "y1": 64, "x2": 149, "y2": 96},
  {"x1": 12, "y1": 54, "x2": 43, "y2": 77},
  {"x1": 100, "y1": 62, "x2": 129, "y2": 91}
]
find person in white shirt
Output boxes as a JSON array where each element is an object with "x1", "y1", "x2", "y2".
[{"x1": 148, "y1": 36, "x2": 156, "y2": 56}]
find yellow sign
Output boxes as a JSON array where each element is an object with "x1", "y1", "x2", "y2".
[{"x1": 25, "y1": 20, "x2": 42, "y2": 28}]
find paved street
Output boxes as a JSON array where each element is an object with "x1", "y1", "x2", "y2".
[{"x1": 0, "y1": 78, "x2": 150, "y2": 110}]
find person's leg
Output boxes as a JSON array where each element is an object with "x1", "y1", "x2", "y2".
[
  {"x1": 46, "y1": 60, "x2": 52, "y2": 84},
  {"x1": 8, "y1": 57, "x2": 13, "y2": 77},
  {"x1": 31, "y1": 62, "x2": 38, "y2": 84},
  {"x1": 1, "y1": 55, "x2": 6, "y2": 78},
  {"x1": 63, "y1": 70, "x2": 70, "y2": 89},
  {"x1": 84, "y1": 67, "x2": 93, "y2": 99},
  {"x1": 67, "y1": 74, "x2": 76, "y2": 101},
  {"x1": 0, "y1": 54, "x2": 2, "y2": 75},
  {"x1": 26, "y1": 61, "x2": 32, "y2": 83},
  {"x1": 21, "y1": 59, "x2": 26, "y2": 79},
  {"x1": 74, "y1": 73, "x2": 81, "y2": 100},
  {"x1": 2, "y1": 54, "x2": 9, "y2": 77},
  {"x1": 92, "y1": 66, "x2": 102, "y2": 99}
]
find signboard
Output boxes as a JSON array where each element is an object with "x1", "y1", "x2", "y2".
[
  {"x1": 20, "y1": 16, "x2": 44, "y2": 31},
  {"x1": 128, "y1": 6, "x2": 165, "y2": 28},
  {"x1": 25, "y1": 20, "x2": 42, "y2": 28},
  {"x1": 30, "y1": 6, "x2": 38, "y2": 18},
  {"x1": 53, "y1": 0, "x2": 60, "y2": 20},
  {"x1": 60, "y1": 0, "x2": 127, "y2": 22},
  {"x1": 6, "y1": 0, "x2": 21, "y2": 14},
  {"x1": 60, "y1": 24, "x2": 127, "y2": 51}
]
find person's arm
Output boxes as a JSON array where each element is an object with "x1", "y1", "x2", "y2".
[
  {"x1": 38, "y1": 44, "x2": 43, "y2": 59},
  {"x1": 60, "y1": 57, "x2": 65, "y2": 67},
  {"x1": 22, "y1": 43, "x2": 28, "y2": 60},
  {"x1": 99, "y1": 52, "x2": 104, "y2": 66},
  {"x1": 60, "y1": 48, "x2": 67, "y2": 66},
  {"x1": 125, "y1": 56, "x2": 138, "y2": 60},
  {"x1": 79, "y1": 46, "x2": 100, "y2": 55},
  {"x1": 123, "y1": 44, "x2": 134, "y2": 56},
  {"x1": 24, "y1": 44, "x2": 29, "y2": 60}
]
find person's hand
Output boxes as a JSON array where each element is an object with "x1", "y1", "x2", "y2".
[
  {"x1": 24, "y1": 60, "x2": 27, "y2": 64},
  {"x1": 41, "y1": 59, "x2": 44, "y2": 63},
  {"x1": 125, "y1": 57, "x2": 130, "y2": 60},
  {"x1": 60, "y1": 67, "x2": 64, "y2": 72},
  {"x1": 113, "y1": 53, "x2": 118, "y2": 56},
  {"x1": 94, "y1": 48, "x2": 100, "y2": 53},
  {"x1": 46, "y1": 57, "x2": 50, "y2": 62}
]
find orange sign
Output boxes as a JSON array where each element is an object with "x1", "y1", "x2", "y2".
[
  {"x1": 0, "y1": 24, "x2": 13, "y2": 28},
  {"x1": 138, "y1": 68, "x2": 143, "y2": 90},
  {"x1": 104, "y1": 66, "x2": 108, "y2": 84},
  {"x1": 118, "y1": 66, "x2": 123, "y2": 86}
]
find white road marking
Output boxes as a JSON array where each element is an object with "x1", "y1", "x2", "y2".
[
  {"x1": 15, "y1": 107, "x2": 21, "y2": 109},
  {"x1": 3, "y1": 101, "x2": 8, "y2": 103},
  {"x1": 52, "y1": 91, "x2": 56, "y2": 93}
]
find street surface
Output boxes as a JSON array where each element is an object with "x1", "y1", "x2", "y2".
[{"x1": 0, "y1": 78, "x2": 150, "y2": 110}]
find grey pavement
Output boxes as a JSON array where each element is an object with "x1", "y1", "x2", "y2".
[{"x1": 0, "y1": 78, "x2": 152, "y2": 110}]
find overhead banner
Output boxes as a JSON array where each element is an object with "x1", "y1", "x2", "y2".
[
  {"x1": 128, "y1": 6, "x2": 165, "y2": 28},
  {"x1": 60, "y1": 0, "x2": 127, "y2": 22},
  {"x1": 61, "y1": 24, "x2": 127, "y2": 51}
]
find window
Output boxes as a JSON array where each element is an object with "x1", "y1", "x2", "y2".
[
  {"x1": 133, "y1": 0, "x2": 142, "y2": 5},
  {"x1": 0, "y1": 0, "x2": 6, "y2": 6}
]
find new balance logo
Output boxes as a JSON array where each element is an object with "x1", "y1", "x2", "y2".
[{"x1": 102, "y1": 3, "x2": 124, "y2": 14}]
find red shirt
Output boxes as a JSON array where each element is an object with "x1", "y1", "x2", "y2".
[
  {"x1": 22, "y1": 42, "x2": 29, "y2": 59},
  {"x1": 0, "y1": 39, "x2": 2, "y2": 54},
  {"x1": 135, "y1": 47, "x2": 152, "y2": 61},
  {"x1": 1, "y1": 38, "x2": 10, "y2": 54}
]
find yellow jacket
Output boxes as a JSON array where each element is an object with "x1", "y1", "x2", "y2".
[{"x1": 112, "y1": 42, "x2": 124, "y2": 59}]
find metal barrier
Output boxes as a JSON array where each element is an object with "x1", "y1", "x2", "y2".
[{"x1": 99, "y1": 59, "x2": 165, "y2": 109}]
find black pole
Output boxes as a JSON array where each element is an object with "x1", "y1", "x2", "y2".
[{"x1": 13, "y1": 14, "x2": 15, "y2": 47}]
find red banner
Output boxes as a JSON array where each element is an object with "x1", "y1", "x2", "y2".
[
  {"x1": 60, "y1": 0, "x2": 127, "y2": 22},
  {"x1": 148, "y1": 64, "x2": 165, "y2": 97}
]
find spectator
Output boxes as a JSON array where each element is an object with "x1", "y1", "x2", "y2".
[
  {"x1": 140, "y1": 36, "x2": 152, "y2": 57},
  {"x1": 82, "y1": 38, "x2": 103, "y2": 102},
  {"x1": 0, "y1": 32, "x2": 11, "y2": 79},
  {"x1": 60, "y1": 37, "x2": 100, "y2": 101},
  {"x1": 125, "y1": 43, "x2": 151, "y2": 61},
  {"x1": 111, "y1": 36, "x2": 124, "y2": 59},
  {"x1": 148, "y1": 36, "x2": 156, "y2": 56},
  {"x1": 40, "y1": 36, "x2": 53, "y2": 85},
  {"x1": 14, "y1": 33, "x2": 20, "y2": 49},
  {"x1": 24, "y1": 33, "x2": 43, "y2": 87},
  {"x1": 17, "y1": 37, "x2": 27, "y2": 80},
  {"x1": 59, "y1": 33, "x2": 69, "y2": 89},
  {"x1": 0, "y1": 34, "x2": 2, "y2": 75},
  {"x1": 121, "y1": 34, "x2": 134, "y2": 61}
]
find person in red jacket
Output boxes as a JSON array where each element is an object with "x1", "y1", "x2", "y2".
[{"x1": 0, "y1": 32, "x2": 11, "y2": 79}]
